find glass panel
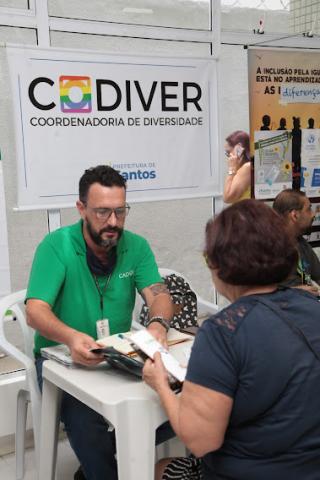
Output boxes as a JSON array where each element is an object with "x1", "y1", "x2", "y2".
[
  {"x1": 0, "y1": 25, "x2": 36, "y2": 43},
  {"x1": 48, "y1": 0, "x2": 211, "y2": 30},
  {"x1": 0, "y1": 0, "x2": 29, "y2": 8},
  {"x1": 290, "y1": 0, "x2": 320, "y2": 34},
  {"x1": 51, "y1": 31, "x2": 211, "y2": 57},
  {"x1": 221, "y1": 0, "x2": 289, "y2": 9},
  {"x1": 221, "y1": 0, "x2": 291, "y2": 33}
]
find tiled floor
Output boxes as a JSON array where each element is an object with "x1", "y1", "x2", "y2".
[{"x1": 0, "y1": 438, "x2": 79, "y2": 479}]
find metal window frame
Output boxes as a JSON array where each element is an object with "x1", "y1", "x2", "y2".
[
  {"x1": 2, "y1": 1, "x2": 320, "y2": 51},
  {"x1": 221, "y1": 30, "x2": 320, "y2": 49},
  {"x1": 0, "y1": 0, "x2": 219, "y2": 53}
]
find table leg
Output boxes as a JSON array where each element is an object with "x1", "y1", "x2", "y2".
[
  {"x1": 38, "y1": 378, "x2": 62, "y2": 480},
  {"x1": 115, "y1": 400, "x2": 157, "y2": 480}
]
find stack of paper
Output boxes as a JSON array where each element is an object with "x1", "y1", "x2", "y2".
[
  {"x1": 98, "y1": 328, "x2": 193, "y2": 356},
  {"x1": 41, "y1": 344, "x2": 73, "y2": 366}
]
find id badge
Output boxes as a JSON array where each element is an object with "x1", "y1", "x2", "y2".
[{"x1": 96, "y1": 319, "x2": 110, "y2": 339}]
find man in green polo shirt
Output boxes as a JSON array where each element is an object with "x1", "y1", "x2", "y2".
[{"x1": 26, "y1": 165, "x2": 173, "y2": 480}]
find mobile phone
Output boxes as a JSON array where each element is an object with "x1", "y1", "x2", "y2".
[{"x1": 235, "y1": 145, "x2": 244, "y2": 158}]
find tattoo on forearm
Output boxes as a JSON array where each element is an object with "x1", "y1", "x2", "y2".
[{"x1": 149, "y1": 283, "x2": 170, "y2": 296}]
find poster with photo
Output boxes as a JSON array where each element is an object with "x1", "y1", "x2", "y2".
[
  {"x1": 301, "y1": 129, "x2": 320, "y2": 197},
  {"x1": 248, "y1": 48, "x2": 320, "y2": 196},
  {"x1": 254, "y1": 130, "x2": 292, "y2": 199}
]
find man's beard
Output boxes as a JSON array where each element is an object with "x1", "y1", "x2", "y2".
[{"x1": 86, "y1": 218, "x2": 123, "y2": 250}]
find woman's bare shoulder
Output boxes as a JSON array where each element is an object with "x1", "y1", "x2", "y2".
[{"x1": 239, "y1": 161, "x2": 251, "y2": 172}]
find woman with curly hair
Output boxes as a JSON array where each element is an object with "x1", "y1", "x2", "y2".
[{"x1": 144, "y1": 199, "x2": 320, "y2": 480}]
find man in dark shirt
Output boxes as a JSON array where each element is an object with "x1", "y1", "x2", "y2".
[{"x1": 273, "y1": 189, "x2": 320, "y2": 295}]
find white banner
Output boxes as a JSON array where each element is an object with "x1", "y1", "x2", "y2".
[
  {"x1": 0, "y1": 164, "x2": 11, "y2": 297},
  {"x1": 7, "y1": 45, "x2": 220, "y2": 210}
]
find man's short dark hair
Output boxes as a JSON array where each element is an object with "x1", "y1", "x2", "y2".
[
  {"x1": 204, "y1": 199, "x2": 298, "y2": 286},
  {"x1": 79, "y1": 165, "x2": 126, "y2": 203},
  {"x1": 273, "y1": 189, "x2": 306, "y2": 216}
]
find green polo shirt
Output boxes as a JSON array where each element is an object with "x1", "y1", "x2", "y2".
[{"x1": 26, "y1": 221, "x2": 162, "y2": 355}]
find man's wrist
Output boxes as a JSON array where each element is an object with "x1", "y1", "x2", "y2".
[{"x1": 146, "y1": 316, "x2": 170, "y2": 332}]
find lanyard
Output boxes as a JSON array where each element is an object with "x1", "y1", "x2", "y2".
[
  {"x1": 297, "y1": 257, "x2": 311, "y2": 285},
  {"x1": 92, "y1": 273, "x2": 111, "y2": 317},
  {"x1": 297, "y1": 257, "x2": 304, "y2": 281}
]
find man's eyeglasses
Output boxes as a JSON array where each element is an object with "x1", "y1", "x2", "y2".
[{"x1": 85, "y1": 203, "x2": 130, "y2": 220}]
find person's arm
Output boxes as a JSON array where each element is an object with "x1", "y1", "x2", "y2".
[
  {"x1": 143, "y1": 352, "x2": 233, "y2": 457},
  {"x1": 140, "y1": 283, "x2": 174, "y2": 346},
  {"x1": 26, "y1": 299, "x2": 103, "y2": 366},
  {"x1": 26, "y1": 239, "x2": 103, "y2": 365},
  {"x1": 294, "y1": 284, "x2": 319, "y2": 296},
  {"x1": 223, "y1": 161, "x2": 251, "y2": 204}
]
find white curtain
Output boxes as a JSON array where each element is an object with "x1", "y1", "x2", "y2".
[{"x1": 0, "y1": 163, "x2": 11, "y2": 298}]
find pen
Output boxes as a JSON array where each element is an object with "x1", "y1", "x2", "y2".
[{"x1": 118, "y1": 333, "x2": 133, "y2": 343}]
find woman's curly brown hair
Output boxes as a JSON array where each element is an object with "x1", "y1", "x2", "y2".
[{"x1": 204, "y1": 199, "x2": 298, "y2": 286}]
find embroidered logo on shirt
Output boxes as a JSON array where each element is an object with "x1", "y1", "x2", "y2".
[{"x1": 119, "y1": 270, "x2": 134, "y2": 279}]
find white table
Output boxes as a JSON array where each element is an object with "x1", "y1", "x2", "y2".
[{"x1": 38, "y1": 342, "x2": 191, "y2": 480}]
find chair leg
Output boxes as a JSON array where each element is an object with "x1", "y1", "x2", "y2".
[{"x1": 15, "y1": 389, "x2": 29, "y2": 480}]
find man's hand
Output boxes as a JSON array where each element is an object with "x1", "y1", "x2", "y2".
[
  {"x1": 67, "y1": 331, "x2": 104, "y2": 366},
  {"x1": 146, "y1": 322, "x2": 168, "y2": 349}
]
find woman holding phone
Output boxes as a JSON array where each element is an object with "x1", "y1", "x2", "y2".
[{"x1": 223, "y1": 130, "x2": 251, "y2": 204}]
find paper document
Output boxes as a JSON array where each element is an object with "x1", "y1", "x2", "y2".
[
  {"x1": 41, "y1": 328, "x2": 193, "y2": 370},
  {"x1": 130, "y1": 330, "x2": 187, "y2": 382},
  {"x1": 41, "y1": 344, "x2": 73, "y2": 366},
  {"x1": 98, "y1": 328, "x2": 193, "y2": 356}
]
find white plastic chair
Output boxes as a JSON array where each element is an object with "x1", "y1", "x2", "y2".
[
  {"x1": 133, "y1": 267, "x2": 219, "y2": 324},
  {"x1": 0, "y1": 289, "x2": 41, "y2": 480}
]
